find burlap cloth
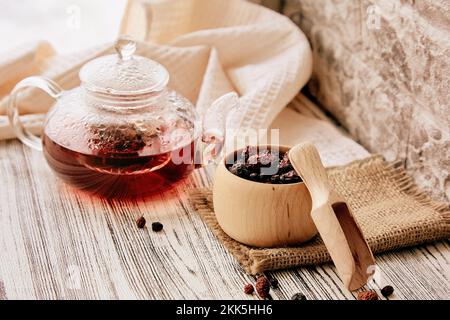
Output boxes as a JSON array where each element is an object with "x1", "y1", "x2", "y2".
[{"x1": 190, "y1": 155, "x2": 450, "y2": 275}]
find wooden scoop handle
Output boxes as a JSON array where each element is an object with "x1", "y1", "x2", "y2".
[{"x1": 289, "y1": 142, "x2": 375, "y2": 291}]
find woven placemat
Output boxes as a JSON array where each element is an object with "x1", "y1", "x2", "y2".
[{"x1": 190, "y1": 156, "x2": 450, "y2": 275}]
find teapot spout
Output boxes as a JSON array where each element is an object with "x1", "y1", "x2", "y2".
[{"x1": 197, "y1": 92, "x2": 239, "y2": 167}]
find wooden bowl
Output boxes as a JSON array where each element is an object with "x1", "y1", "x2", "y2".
[{"x1": 213, "y1": 145, "x2": 317, "y2": 247}]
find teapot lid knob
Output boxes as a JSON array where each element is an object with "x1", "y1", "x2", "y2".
[
  {"x1": 115, "y1": 36, "x2": 136, "y2": 61},
  {"x1": 79, "y1": 36, "x2": 169, "y2": 96}
]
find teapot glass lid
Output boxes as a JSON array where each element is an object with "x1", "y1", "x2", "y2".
[{"x1": 79, "y1": 36, "x2": 169, "y2": 96}]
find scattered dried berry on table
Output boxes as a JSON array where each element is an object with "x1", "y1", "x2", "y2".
[
  {"x1": 291, "y1": 293, "x2": 307, "y2": 300},
  {"x1": 381, "y1": 285, "x2": 394, "y2": 297},
  {"x1": 357, "y1": 290, "x2": 379, "y2": 300},
  {"x1": 136, "y1": 216, "x2": 146, "y2": 228},
  {"x1": 151, "y1": 222, "x2": 164, "y2": 232},
  {"x1": 269, "y1": 278, "x2": 279, "y2": 289},
  {"x1": 244, "y1": 284, "x2": 254, "y2": 295},
  {"x1": 255, "y1": 276, "x2": 271, "y2": 299}
]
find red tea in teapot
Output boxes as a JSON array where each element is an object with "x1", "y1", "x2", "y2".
[
  {"x1": 8, "y1": 37, "x2": 238, "y2": 198},
  {"x1": 42, "y1": 124, "x2": 196, "y2": 198}
]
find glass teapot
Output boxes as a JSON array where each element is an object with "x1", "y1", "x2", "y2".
[{"x1": 8, "y1": 37, "x2": 239, "y2": 197}]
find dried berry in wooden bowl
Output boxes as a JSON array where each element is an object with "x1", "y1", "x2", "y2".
[
  {"x1": 214, "y1": 144, "x2": 316, "y2": 247},
  {"x1": 226, "y1": 146, "x2": 302, "y2": 184}
]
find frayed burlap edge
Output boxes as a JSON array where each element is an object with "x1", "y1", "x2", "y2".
[{"x1": 189, "y1": 155, "x2": 450, "y2": 275}]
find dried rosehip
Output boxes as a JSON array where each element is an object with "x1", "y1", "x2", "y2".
[
  {"x1": 259, "y1": 151, "x2": 277, "y2": 167},
  {"x1": 269, "y1": 278, "x2": 279, "y2": 289},
  {"x1": 227, "y1": 147, "x2": 302, "y2": 185},
  {"x1": 88, "y1": 124, "x2": 147, "y2": 155},
  {"x1": 278, "y1": 154, "x2": 293, "y2": 173},
  {"x1": 255, "y1": 276, "x2": 270, "y2": 299},
  {"x1": 280, "y1": 170, "x2": 301, "y2": 183},
  {"x1": 247, "y1": 154, "x2": 259, "y2": 166},
  {"x1": 357, "y1": 290, "x2": 379, "y2": 300},
  {"x1": 151, "y1": 222, "x2": 163, "y2": 232},
  {"x1": 136, "y1": 216, "x2": 146, "y2": 229},
  {"x1": 249, "y1": 173, "x2": 259, "y2": 181},
  {"x1": 229, "y1": 163, "x2": 250, "y2": 178},
  {"x1": 291, "y1": 293, "x2": 307, "y2": 300},
  {"x1": 270, "y1": 174, "x2": 280, "y2": 184},
  {"x1": 241, "y1": 145, "x2": 257, "y2": 162},
  {"x1": 244, "y1": 284, "x2": 254, "y2": 294},
  {"x1": 381, "y1": 285, "x2": 394, "y2": 297}
]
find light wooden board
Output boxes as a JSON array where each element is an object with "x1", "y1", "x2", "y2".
[{"x1": 0, "y1": 101, "x2": 449, "y2": 300}]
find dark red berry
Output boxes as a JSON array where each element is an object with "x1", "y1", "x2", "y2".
[
  {"x1": 229, "y1": 163, "x2": 250, "y2": 178},
  {"x1": 255, "y1": 276, "x2": 270, "y2": 299},
  {"x1": 241, "y1": 145, "x2": 257, "y2": 162},
  {"x1": 228, "y1": 147, "x2": 302, "y2": 185},
  {"x1": 357, "y1": 290, "x2": 379, "y2": 300},
  {"x1": 249, "y1": 173, "x2": 259, "y2": 180},
  {"x1": 151, "y1": 222, "x2": 163, "y2": 232},
  {"x1": 381, "y1": 285, "x2": 394, "y2": 297},
  {"x1": 269, "y1": 278, "x2": 279, "y2": 289},
  {"x1": 280, "y1": 170, "x2": 301, "y2": 183},
  {"x1": 136, "y1": 216, "x2": 146, "y2": 228},
  {"x1": 278, "y1": 154, "x2": 293, "y2": 173},
  {"x1": 270, "y1": 175, "x2": 280, "y2": 183},
  {"x1": 247, "y1": 154, "x2": 259, "y2": 165},
  {"x1": 244, "y1": 284, "x2": 254, "y2": 294},
  {"x1": 291, "y1": 293, "x2": 307, "y2": 300},
  {"x1": 259, "y1": 152, "x2": 277, "y2": 167}
]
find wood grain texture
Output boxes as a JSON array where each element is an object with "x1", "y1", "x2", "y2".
[
  {"x1": 0, "y1": 103, "x2": 449, "y2": 300},
  {"x1": 0, "y1": 281, "x2": 6, "y2": 300}
]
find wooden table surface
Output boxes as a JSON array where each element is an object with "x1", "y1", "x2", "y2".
[{"x1": 0, "y1": 100, "x2": 449, "y2": 300}]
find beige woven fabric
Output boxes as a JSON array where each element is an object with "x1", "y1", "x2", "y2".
[
  {"x1": 190, "y1": 156, "x2": 450, "y2": 275},
  {"x1": 0, "y1": 42, "x2": 55, "y2": 98},
  {"x1": 0, "y1": 0, "x2": 312, "y2": 139}
]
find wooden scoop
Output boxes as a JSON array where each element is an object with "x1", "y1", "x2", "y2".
[{"x1": 288, "y1": 142, "x2": 375, "y2": 291}]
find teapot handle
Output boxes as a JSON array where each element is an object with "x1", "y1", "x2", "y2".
[{"x1": 7, "y1": 76, "x2": 63, "y2": 151}]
